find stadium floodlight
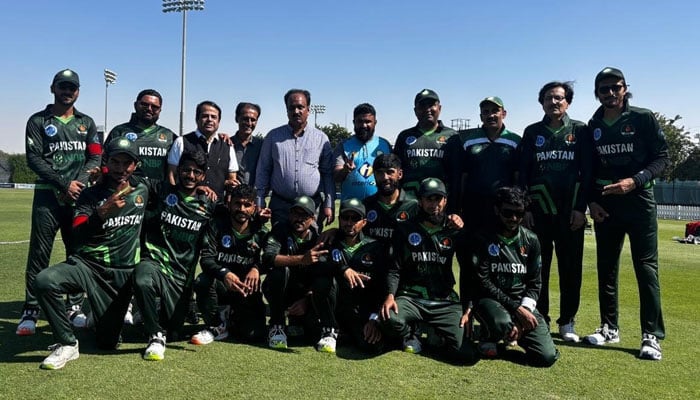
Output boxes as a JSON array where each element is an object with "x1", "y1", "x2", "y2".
[
  {"x1": 310, "y1": 104, "x2": 326, "y2": 128},
  {"x1": 104, "y1": 69, "x2": 117, "y2": 135},
  {"x1": 162, "y1": 0, "x2": 206, "y2": 135}
]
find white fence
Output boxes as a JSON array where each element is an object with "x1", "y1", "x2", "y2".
[{"x1": 657, "y1": 205, "x2": 700, "y2": 220}]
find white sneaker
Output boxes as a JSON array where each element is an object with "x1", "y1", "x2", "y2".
[
  {"x1": 403, "y1": 335, "x2": 422, "y2": 354},
  {"x1": 268, "y1": 325, "x2": 288, "y2": 349},
  {"x1": 191, "y1": 324, "x2": 229, "y2": 345},
  {"x1": 639, "y1": 333, "x2": 662, "y2": 361},
  {"x1": 40, "y1": 341, "x2": 79, "y2": 370},
  {"x1": 67, "y1": 305, "x2": 88, "y2": 329},
  {"x1": 584, "y1": 324, "x2": 620, "y2": 345},
  {"x1": 143, "y1": 332, "x2": 166, "y2": 361},
  {"x1": 559, "y1": 321, "x2": 580, "y2": 342},
  {"x1": 316, "y1": 328, "x2": 338, "y2": 353},
  {"x1": 16, "y1": 308, "x2": 39, "y2": 336}
]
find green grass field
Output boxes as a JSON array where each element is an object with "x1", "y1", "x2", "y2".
[{"x1": 0, "y1": 189, "x2": 698, "y2": 399}]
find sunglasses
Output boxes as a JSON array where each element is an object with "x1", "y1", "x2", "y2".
[
  {"x1": 500, "y1": 209, "x2": 525, "y2": 219},
  {"x1": 597, "y1": 84, "x2": 624, "y2": 94},
  {"x1": 339, "y1": 213, "x2": 363, "y2": 222},
  {"x1": 180, "y1": 167, "x2": 204, "y2": 177},
  {"x1": 138, "y1": 101, "x2": 161, "y2": 111}
]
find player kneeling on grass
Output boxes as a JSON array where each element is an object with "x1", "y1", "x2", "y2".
[
  {"x1": 262, "y1": 196, "x2": 337, "y2": 352},
  {"x1": 34, "y1": 139, "x2": 150, "y2": 370},
  {"x1": 321, "y1": 198, "x2": 390, "y2": 353},
  {"x1": 380, "y1": 178, "x2": 474, "y2": 364},
  {"x1": 133, "y1": 151, "x2": 217, "y2": 361},
  {"x1": 471, "y1": 186, "x2": 558, "y2": 367},
  {"x1": 191, "y1": 184, "x2": 269, "y2": 345}
]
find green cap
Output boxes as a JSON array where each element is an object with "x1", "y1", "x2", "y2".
[
  {"x1": 595, "y1": 67, "x2": 625, "y2": 86},
  {"x1": 106, "y1": 138, "x2": 140, "y2": 162},
  {"x1": 52, "y1": 69, "x2": 80, "y2": 87},
  {"x1": 414, "y1": 89, "x2": 440, "y2": 105},
  {"x1": 479, "y1": 96, "x2": 504, "y2": 109},
  {"x1": 418, "y1": 178, "x2": 447, "y2": 198},
  {"x1": 291, "y1": 195, "x2": 316, "y2": 216},
  {"x1": 340, "y1": 198, "x2": 366, "y2": 218}
]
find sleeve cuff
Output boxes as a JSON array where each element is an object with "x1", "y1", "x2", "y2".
[{"x1": 521, "y1": 297, "x2": 537, "y2": 312}]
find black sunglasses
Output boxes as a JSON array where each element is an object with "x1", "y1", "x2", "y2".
[{"x1": 597, "y1": 84, "x2": 624, "y2": 94}]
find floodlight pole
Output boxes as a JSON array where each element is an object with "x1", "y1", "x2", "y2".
[
  {"x1": 104, "y1": 69, "x2": 117, "y2": 134},
  {"x1": 310, "y1": 104, "x2": 326, "y2": 128}
]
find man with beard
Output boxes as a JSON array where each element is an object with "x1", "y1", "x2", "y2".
[
  {"x1": 583, "y1": 67, "x2": 669, "y2": 361},
  {"x1": 33, "y1": 139, "x2": 146, "y2": 369},
  {"x1": 168, "y1": 101, "x2": 238, "y2": 198},
  {"x1": 393, "y1": 89, "x2": 456, "y2": 199},
  {"x1": 262, "y1": 196, "x2": 334, "y2": 350},
  {"x1": 380, "y1": 178, "x2": 473, "y2": 364},
  {"x1": 104, "y1": 89, "x2": 177, "y2": 181},
  {"x1": 231, "y1": 102, "x2": 263, "y2": 188},
  {"x1": 133, "y1": 150, "x2": 217, "y2": 361},
  {"x1": 471, "y1": 186, "x2": 558, "y2": 367},
  {"x1": 334, "y1": 103, "x2": 392, "y2": 201},
  {"x1": 191, "y1": 184, "x2": 269, "y2": 345},
  {"x1": 18, "y1": 69, "x2": 102, "y2": 336},
  {"x1": 255, "y1": 89, "x2": 335, "y2": 227}
]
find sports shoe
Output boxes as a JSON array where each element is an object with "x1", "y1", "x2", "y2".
[
  {"x1": 268, "y1": 325, "x2": 288, "y2": 349},
  {"x1": 478, "y1": 341, "x2": 498, "y2": 358},
  {"x1": 584, "y1": 324, "x2": 620, "y2": 345},
  {"x1": 316, "y1": 328, "x2": 338, "y2": 353},
  {"x1": 559, "y1": 321, "x2": 580, "y2": 343},
  {"x1": 143, "y1": 332, "x2": 166, "y2": 361},
  {"x1": 40, "y1": 341, "x2": 79, "y2": 370},
  {"x1": 191, "y1": 324, "x2": 229, "y2": 345},
  {"x1": 67, "y1": 305, "x2": 88, "y2": 329},
  {"x1": 403, "y1": 335, "x2": 422, "y2": 354},
  {"x1": 16, "y1": 307, "x2": 40, "y2": 336},
  {"x1": 639, "y1": 333, "x2": 662, "y2": 361}
]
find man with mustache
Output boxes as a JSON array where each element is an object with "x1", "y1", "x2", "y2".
[
  {"x1": 231, "y1": 102, "x2": 263, "y2": 188},
  {"x1": 191, "y1": 184, "x2": 269, "y2": 345},
  {"x1": 334, "y1": 103, "x2": 392, "y2": 201},
  {"x1": 583, "y1": 67, "x2": 669, "y2": 361}
]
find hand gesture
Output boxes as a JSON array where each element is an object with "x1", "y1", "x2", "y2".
[
  {"x1": 301, "y1": 242, "x2": 328, "y2": 265},
  {"x1": 224, "y1": 271, "x2": 250, "y2": 296},
  {"x1": 343, "y1": 268, "x2": 371, "y2": 289},
  {"x1": 97, "y1": 181, "x2": 133, "y2": 220}
]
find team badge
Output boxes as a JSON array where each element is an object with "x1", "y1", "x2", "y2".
[
  {"x1": 361, "y1": 253, "x2": 373, "y2": 266},
  {"x1": 408, "y1": 232, "x2": 422, "y2": 246},
  {"x1": 406, "y1": 136, "x2": 417, "y2": 145},
  {"x1": 125, "y1": 132, "x2": 138, "y2": 141},
  {"x1": 621, "y1": 124, "x2": 635, "y2": 136},
  {"x1": 438, "y1": 237, "x2": 452, "y2": 250},
  {"x1": 45, "y1": 124, "x2": 58, "y2": 137},
  {"x1": 166, "y1": 193, "x2": 178, "y2": 206},
  {"x1": 332, "y1": 249, "x2": 342, "y2": 263},
  {"x1": 397, "y1": 211, "x2": 409, "y2": 221},
  {"x1": 222, "y1": 235, "x2": 232, "y2": 248},
  {"x1": 77, "y1": 125, "x2": 88, "y2": 135},
  {"x1": 436, "y1": 135, "x2": 447, "y2": 144},
  {"x1": 593, "y1": 128, "x2": 602, "y2": 141},
  {"x1": 158, "y1": 133, "x2": 167, "y2": 142},
  {"x1": 53, "y1": 153, "x2": 65, "y2": 165},
  {"x1": 535, "y1": 135, "x2": 545, "y2": 147},
  {"x1": 488, "y1": 243, "x2": 499, "y2": 256},
  {"x1": 564, "y1": 133, "x2": 577, "y2": 145},
  {"x1": 358, "y1": 162, "x2": 373, "y2": 178},
  {"x1": 286, "y1": 237, "x2": 295, "y2": 251},
  {"x1": 366, "y1": 210, "x2": 378, "y2": 222},
  {"x1": 134, "y1": 195, "x2": 144, "y2": 208},
  {"x1": 470, "y1": 144, "x2": 484, "y2": 154}
]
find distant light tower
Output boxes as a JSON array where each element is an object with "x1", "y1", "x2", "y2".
[
  {"x1": 162, "y1": 0, "x2": 205, "y2": 135},
  {"x1": 310, "y1": 104, "x2": 326, "y2": 128},
  {"x1": 103, "y1": 69, "x2": 117, "y2": 135}
]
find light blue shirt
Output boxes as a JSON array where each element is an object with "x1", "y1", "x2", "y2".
[{"x1": 334, "y1": 135, "x2": 392, "y2": 201}]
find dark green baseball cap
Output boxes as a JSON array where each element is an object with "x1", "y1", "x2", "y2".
[
  {"x1": 340, "y1": 198, "x2": 366, "y2": 218},
  {"x1": 414, "y1": 89, "x2": 440, "y2": 105},
  {"x1": 479, "y1": 96, "x2": 504, "y2": 109},
  {"x1": 106, "y1": 138, "x2": 140, "y2": 162},
  {"x1": 52, "y1": 69, "x2": 80, "y2": 87},
  {"x1": 595, "y1": 67, "x2": 625, "y2": 86},
  {"x1": 418, "y1": 178, "x2": 447, "y2": 198},
  {"x1": 291, "y1": 195, "x2": 316, "y2": 216}
]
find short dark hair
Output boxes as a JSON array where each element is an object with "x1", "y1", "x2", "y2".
[
  {"x1": 196, "y1": 101, "x2": 222, "y2": 120},
  {"x1": 179, "y1": 150, "x2": 208, "y2": 170},
  {"x1": 284, "y1": 89, "x2": 311, "y2": 107},
  {"x1": 235, "y1": 102, "x2": 261, "y2": 121},
  {"x1": 136, "y1": 89, "x2": 163, "y2": 105},
  {"x1": 228, "y1": 183, "x2": 255, "y2": 201},
  {"x1": 353, "y1": 103, "x2": 376, "y2": 118},
  {"x1": 494, "y1": 186, "x2": 529, "y2": 209},
  {"x1": 373, "y1": 153, "x2": 402, "y2": 171},
  {"x1": 538, "y1": 81, "x2": 574, "y2": 105}
]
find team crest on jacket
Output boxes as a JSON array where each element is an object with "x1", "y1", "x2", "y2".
[
  {"x1": 593, "y1": 128, "x2": 602, "y2": 141},
  {"x1": 166, "y1": 193, "x2": 178, "y2": 206},
  {"x1": 286, "y1": 237, "x2": 295, "y2": 251},
  {"x1": 222, "y1": 235, "x2": 232, "y2": 248},
  {"x1": 565, "y1": 133, "x2": 577, "y2": 145},
  {"x1": 359, "y1": 163, "x2": 373, "y2": 178},
  {"x1": 406, "y1": 136, "x2": 417, "y2": 145},
  {"x1": 366, "y1": 210, "x2": 378, "y2": 222},
  {"x1": 408, "y1": 232, "x2": 422, "y2": 246},
  {"x1": 158, "y1": 133, "x2": 167, "y2": 142},
  {"x1": 77, "y1": 125, "x2": 88, "y2": 135},
  {"x1": 361, "y1": 253, "x2": 373, "y2": 266},
  {"x1": 436, "y1": 135, "x2": 447, "y2": 144},
  {"x1": 535, "y1": 135, "x2": 545, "y2": 147},
  {"x1": 621, "y1": 124, "x2": 635, "y2": 136},
  {"x1": 488, "y1": 243, "x2": 499, "y2": 256},
  {"x1": 45, "y1": 124, "x2": 58, "y2": 137},
  {"x1": 125, "y1": 132, "x2": 138, "y2": 141},
  {"x1": 134, "y1": 195, "x2": 144, "y2": 208},
  {"x1": 438, "y1": 237, "x2": 452, "y2": 250},
  {"x1": 397, "y1": 211, "x2": 409, "y2": 221},
  {"x1": 332, "y1": 249, "x2": 342, "y2": 263}
]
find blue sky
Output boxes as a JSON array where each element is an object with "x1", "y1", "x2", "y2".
[{"x1": 2, "y1": 0, "x2": 699, "y2": 153}]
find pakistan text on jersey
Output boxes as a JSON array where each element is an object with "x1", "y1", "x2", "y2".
[
  {"x1": 369, "y1": 227, "x2": 394, "y2": 238},
  {"x1": 102, "y1": 214, "x2": 143, "y2": 228},
  {"x1": 490, "y1": 262, "x2": 527, "y2": 274},
  {"x1": 535, "y1": 150, "x2": 575, "y2": 162},
  {"x1": 596, "y1": 143, "x2": 633, "y2": 155},
  {"x1": 161, "y1": 211, "x2": 203, "y2": 231},
  {"x1": 406, "y1": 149, "x2": 445, "y2": 158},
  {"x1": 217, "y1": 253, "x2": 254, "y2": 265},
  {"x1": 139, "y1": 147, "x2": 168, "y2": 156},
  {"x1": 411, "y1": 251, "x2": 447, "y2": 264},
  {"x1": 49, "y1": 141, "x2": 86, "y2": 152}
]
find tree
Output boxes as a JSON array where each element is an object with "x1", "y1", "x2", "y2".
[
  {"x1": 655, "y1": 113, "x2": 698, "y2": 181},
  {"x1": 8, "y1": 154, "x2": 37, "y2": 183},
  {"x1": 673, "y1": 147, "x2": 700, "y2": 181},
  {"x1": 319, "y1": 123, "x2": 352, "y2": 149}
]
